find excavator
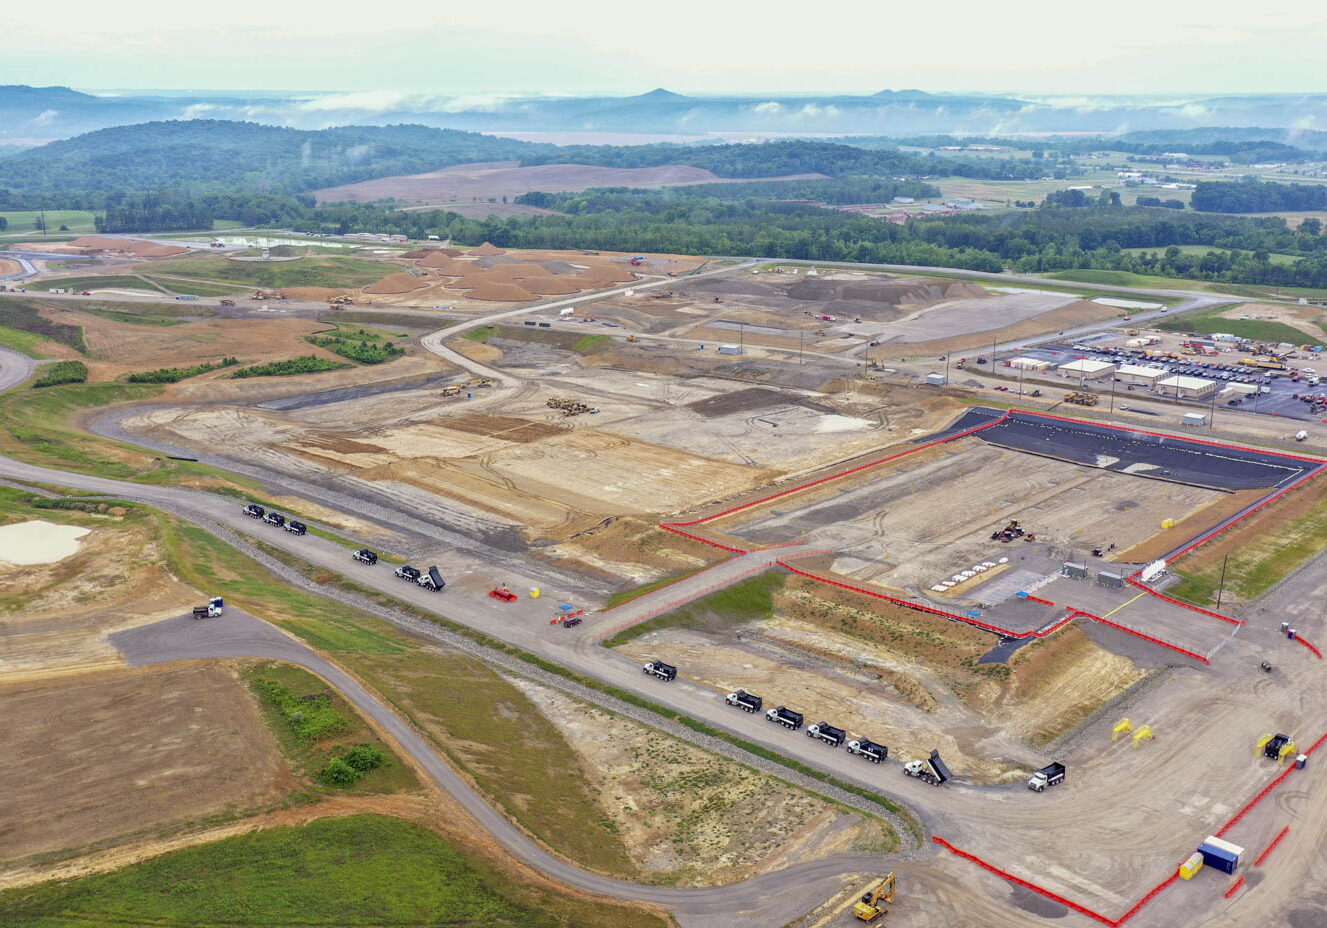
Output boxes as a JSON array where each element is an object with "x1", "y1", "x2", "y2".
[{"x1": 853, "y1": 872, "x2": 896, "y2": 922}]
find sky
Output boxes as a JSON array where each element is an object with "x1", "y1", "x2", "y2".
[{"x1": 5, "y1": 0, "x2": 1326, "y2": 96}]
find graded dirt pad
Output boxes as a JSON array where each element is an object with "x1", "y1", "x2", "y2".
[
  {"x1": 522, "y1": 276, "x2": 581, "y2": 295},
  {"x1": 871, "y1": 299, "x2": 1121, "y2": 358},
  {"x1": 719, "y1": 437, "x2": 1226, "y2": 591},
  {"x1": 0, "y1": 258, "x2": 21, "y2": 277},
  {"x1": 0, "y1": 664, "x2": 288, "y2": 862},
  {"x1": 1217, "y1": 301, "x2": 1326, "y2": 340},
  {"x1": 686, "y1": 386, "x2": 833, "y2": 418},
  {"x1": 363, "y1": 272, "x2": 428, "y2": 294},
  {"x1": 507, "y1": 676, "x2": 891, "y2": 886},
  {"x1": 544, "y1": 518, "x2": 728, "y2": 584},
  {"x1": 66, "y1": 235, "x2": 189, "y2": 258},
  {"x1": 442, "y1": 414, "x2": 570, "y2": 443},
  {"x1": 575, "y1": 266, "x2": 641, "y2": 286},
  {"x1": 691, "y1": 273, "x2": 986, "y2": 322},
  {"x1": 310, "y1": 160, "x2": 825, "y2": 206}
]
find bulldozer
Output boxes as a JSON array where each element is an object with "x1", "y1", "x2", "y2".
[{"x1": 853, "y1": 872, "x2": 896, "y2": 922}]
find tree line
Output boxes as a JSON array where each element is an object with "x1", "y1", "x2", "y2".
[{"x1": 1191, "y1": 178, "x2": 1327, "y2": 213}]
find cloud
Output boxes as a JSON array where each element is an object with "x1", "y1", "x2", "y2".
[
  {"x1": 752, "y1": 101, "x2": 783, "y2": 115},
  {"x1": 33, "y1": 109, "x2": 58, "y2": 125},
  {"x1": 299, "y1": 90, "x2": 410, "y2": 112},
  {"x1": 181, "y1": 102, "x2": 224, "y2": 119}
]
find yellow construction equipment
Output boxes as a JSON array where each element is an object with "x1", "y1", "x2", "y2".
[
  {"x1": 441, "y1": 385, "x2": 462, "y2": 397},
  {"x1": 1132, "y1": 725, "x2": 1154, "y2": 748},
  {"x1": 853, "y1": 872, "x2": 896, "y2": 922},
  {"x1": 626, "y1": 334, "x2": 639, "y2": 343},
  {"x1": 1112, "y1": 718, "x2": 1133, "y2": 741},
  {"x1": 1064, "y1": 392, "x2": 1100, "y2": 407}
]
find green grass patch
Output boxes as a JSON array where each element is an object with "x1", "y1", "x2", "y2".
[
  {"x1": 1121, "y1": 244, "x2": 1303, "y2": 267},
  {"x1": 0, "y1": 324, "x2": 52, "y2": 358},
  {"x1": 1153, "y1": 304, "x2": 1323, "y2": 347},
  {"x1": 0, "y1": 300, "x2": 87, "y2": 353},
  {"x1": 463, "y1": 325, "x2": 495, "y2": 341},
  {"x1": 232, "y1": 355, "x2": 349, "y2": 378},
  {"x1": 127, "y1": 357, "x2": 239, "y2": 383},
  {"x1": 247, "y1": 662, "x2": 415, "y2": 794},
  {"x1": 571, "y1": 333, "x2": 610, "y2": 353},
  {"x1": 0, "y1": 208, "x2": 97, "y2": 235},
  {"x1": 140, "y1": 275, "x2": 247, "y2": 297},
  {"x1": 306, "y1": 326, "x2": 405, "y2": 364},
  {"x1": 1168, "y1": 487, "x2": 1327, "y2": 606},
  {"x1": 604, "y1": 570, "x2": 785, "y2": 647},
  {"x1": 26, "y1": 275, "x2": 160, "y2": 293},
  {"x1": 0, "y1": 814, "x2": 669, "y2": 928},
  {"x1": 330, "y1": 310, "x2": 444, "y2": 330},
  {"x1": 148, "y1": 254, "x2": 391, "y2": 289},
  {"x1": 32, "y1": 360, "x2": 88, "y2": 387}
]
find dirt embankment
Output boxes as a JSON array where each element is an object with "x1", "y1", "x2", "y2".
[{"x1": 507, "y1": 677, "x2": 892, "y2": 886}]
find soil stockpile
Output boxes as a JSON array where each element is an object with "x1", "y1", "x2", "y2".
[
  {"x1": 448, "y1": 273, "x2": 494, "y2": 290},
  {"x1": 523, "y1": 276, "x2": 581, "y2": 295},
  {"x1": 468, "y1": 242, "x2": 506, "y2": 256},
  {"x1": 485, "y1": 262, "x2": 555, "y2": 281},
  {"x1": 468, "y1": 281, "x2": 536, "y2": 301},
  {"x1": 417, "y1": 252, "x2": 469, "y2": 274},
  {"x1": 363, "y1": 272, "x2": 428, "y2": 294}
]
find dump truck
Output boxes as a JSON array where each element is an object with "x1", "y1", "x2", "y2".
[
  {"x1": 191, "y1": 596, "x2": 224, "y2": 619},
  {"x1": 643, "y1": 660, "x2": 677, "y2": 682},
  {"x1": 846, "y1": 738, "x2": 888, "y2": 764},
  {"x1": 765, "y1": 706, "x2": 804, "y2": 730},
  {"x1": 262, "y1": 511, "x2": 285, "y2": 527},
  {"x1": 903, "y1": 749, "x2": 952, "y2": 786},
  {"x1": 725, "y1": 689, "x2": 763, "y2": 713},
  {"x1": 219, "y1": 299, "x2": 236, "y2": 307},
  {"x1": 352, "y1": 548, "x2": 378, "y2": 565},
  {"x1": 284, "y1": 520, "x2": 306, "y2": 536},
  {"x1": 1064, "y1": 392, "x2": 1100, "y2": 406},
  {"x1": 1028, "y1": 762, "x2": 1066, "y2": 792},
  {"x1": 806, "y1": 721, "x2": 846, "y2": 748},
  {"x1": 243, "y1": 503, "x2": 265, "y2": 519},
  {"x1": 417, "y1": 566, "x2": 445, "y2": 591},
  {"x1": 395, "y1": 565, "x2": 421, "y2": 583}
]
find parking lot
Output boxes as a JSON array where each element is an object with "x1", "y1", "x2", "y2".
[{"x1": 1000, "y1": 342, "x2": 1327, "y2": 422}]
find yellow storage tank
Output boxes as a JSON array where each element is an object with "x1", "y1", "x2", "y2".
[
  {"x1": 530, "y1": 587, "x2": 540, "y2": 599},
  {"x1": 1178, "y1": 852, "x2": 1204, "y2": 880}
]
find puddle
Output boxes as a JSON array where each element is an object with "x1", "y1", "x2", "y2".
[{"x1": 0, "y1": 520, "x2": 90, "y2": 564}]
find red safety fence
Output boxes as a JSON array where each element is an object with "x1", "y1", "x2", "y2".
[
  {"x1": 1025, "y1": 594, "x2": 1055, "y2": 606},
  {"x1": 1223, "y1": 876, "x2": 1245, "y2": 899},
  {"x1": 934, "y1": 725, "x2": 1326, "y2": 926},
  {"x1": 1253, "y1": 825, "x2": 1290, "y2": 867},
  {"x1": 1294, "y1": 635, "x2": 1324, "y2": 660}
]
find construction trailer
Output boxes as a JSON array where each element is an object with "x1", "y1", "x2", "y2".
[
  {"x1": 1057, "y1": 359, "x2": 1117, "y2": 382},
  {"x1": 1155, "y1": 375, "x2": 1218, "y2": 400},
  {"x1": 1115, "y1": 363, "x2": 1168, "y2": 387}
]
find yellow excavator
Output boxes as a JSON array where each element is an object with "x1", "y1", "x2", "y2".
[{"x1": 853, "y1": 872, "x2": 896, "y2": 922}]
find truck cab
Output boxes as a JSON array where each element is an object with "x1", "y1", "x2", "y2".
[
  {"x1": 395, "y1": 565, "x2": 421, "y2": 582},
  {"x1": 765, "y1": 706, "x2": 804, "y2": 730},
  {"x1": 725, "y1": 689, "x2": 763, "y2": 713},
  {"x1": 806, "y1": 722, "x2": 846, "y2": 747},
  {"x1": 643, "y1": 660, "x2": 676, "y2": 682}
]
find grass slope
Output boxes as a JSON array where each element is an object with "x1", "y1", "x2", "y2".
[
  {"x1": 1153, "y1": 304, "x2": 1323, "y2": 346},
  {"x1": 149, "y1": 254, "x2": 391, "y2": 289},
  {"x1": 0, "y1": 814, "x2": 667, "y2": 928},
  {"x1": 605, "y1": 571, "x2": 785, "y2": 647}
]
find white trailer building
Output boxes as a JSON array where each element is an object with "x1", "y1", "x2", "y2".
[
  {"x1": 1057, "y1": 359, "x2": 1117, "y2": 383},
  {"x1": 1155, "y1": 375, "x2": 1218, "y2": 400},
  {"x1": 1115, "y1": 363, "x2": 1169, "y2": 387}
]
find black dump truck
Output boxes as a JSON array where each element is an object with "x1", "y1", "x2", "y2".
[
  {"x1": 1028, "y1": 762, "x2": 1066, "y2": 792},
  {"x1": 395, "y1": 565, "x2": 421, "y2": 582},
  {"x1": 904, "y1": 749, "x2": 953, "y2": 786},
  {"x1": 284, "y1": 520, "x2": 307, "y2": 536},
  {"x1": 725, "y1": 689, "x2": 763, "y2": 713},
  {"x1": 417, "y1": 566, "x2": 445, "y2": 591},
  {"x1": 846, "y1": 738, "x2": 888, "y2": 764},
  {"x1": 765, "y1": 706, "x2": 804, "y2": 730},
  {"x1": 643, "y1": 660, "x2": 677, "y2": 682},
  {"x1": 244, "y1": 503, "x2": 265, "y2": 518},
  {"x1": 806, "y1": 721, "x2": 847, "y2": 748},
  {"x1": 263, "y1": 511, "x2": 285, "y2": 527},
  {"x1": 352, "y1": 548, "x2": 378, "y2": 565}
]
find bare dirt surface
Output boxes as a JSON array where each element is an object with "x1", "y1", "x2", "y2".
[
  {"x1": 0, "y1": 258, "x2": 21, "y2": 277},
  {"x1": 0, "y1": 663, "x2": 289, "y2": 863},
  {"x1": 312, "y1": 161, "x2": 826, "y2": 206},
  {"x1": 869, "y1": 299, "x2": 1122, "y2": 358},
  {"x1": 507, "y1": 676, "x2": 890, "y2": 887}
]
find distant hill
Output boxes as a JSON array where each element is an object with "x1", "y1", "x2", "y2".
[{"x1": 0, "y1": 120, "x2": 554, "y2": 195}]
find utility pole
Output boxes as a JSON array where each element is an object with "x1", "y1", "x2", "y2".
[
  {"x1": 1209, "y1": 389, "x2": 1218, "y2": 429},
  {"x1": 1215, "y1": 554, "x2": 1229, "y2": 610},
  {"x1": 1109, "y1": 376, "x2": 1117, "y2": 413}
]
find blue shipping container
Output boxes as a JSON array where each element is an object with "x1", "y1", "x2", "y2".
[{"x1": 1198, "y1": 843, "x2": 1239, "y2": 875}]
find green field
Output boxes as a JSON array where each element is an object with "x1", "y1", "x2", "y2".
[
  {"x1": 0, "y1": 209, "x2": 98, "y2": 236},
  {"x1": 0, "y1": 324, "x2": 54, "y2": 358},
  {"x1": 140, "y1": 274, "x2": 247, "y2": 296},
  {"x1": 0, "y1": 814, "x2": 667, "y2": 928},
  {"x1": 1153, "y1": 304, "x2": 1323, "y2": 346},
  {"x1": 1121, "y1": 244, "x2": 1303, "y2": 266},
  {"x1": 149, "y1": 254, "x2": 390, "y2": 289},
  {"x1": 1042, "y1": 268, "x2": 1327, "y2": 301},
  {"x1": 27, "y1": 275, "x2": 162, "y2": 293}
]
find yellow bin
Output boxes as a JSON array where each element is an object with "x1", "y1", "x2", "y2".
[
  {"x1": 1178, "y1": 852, "x2": 1204, "y2": 880},
  {"x1": 530, "y1": 587, "x2": 540, "y2": 599}
]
